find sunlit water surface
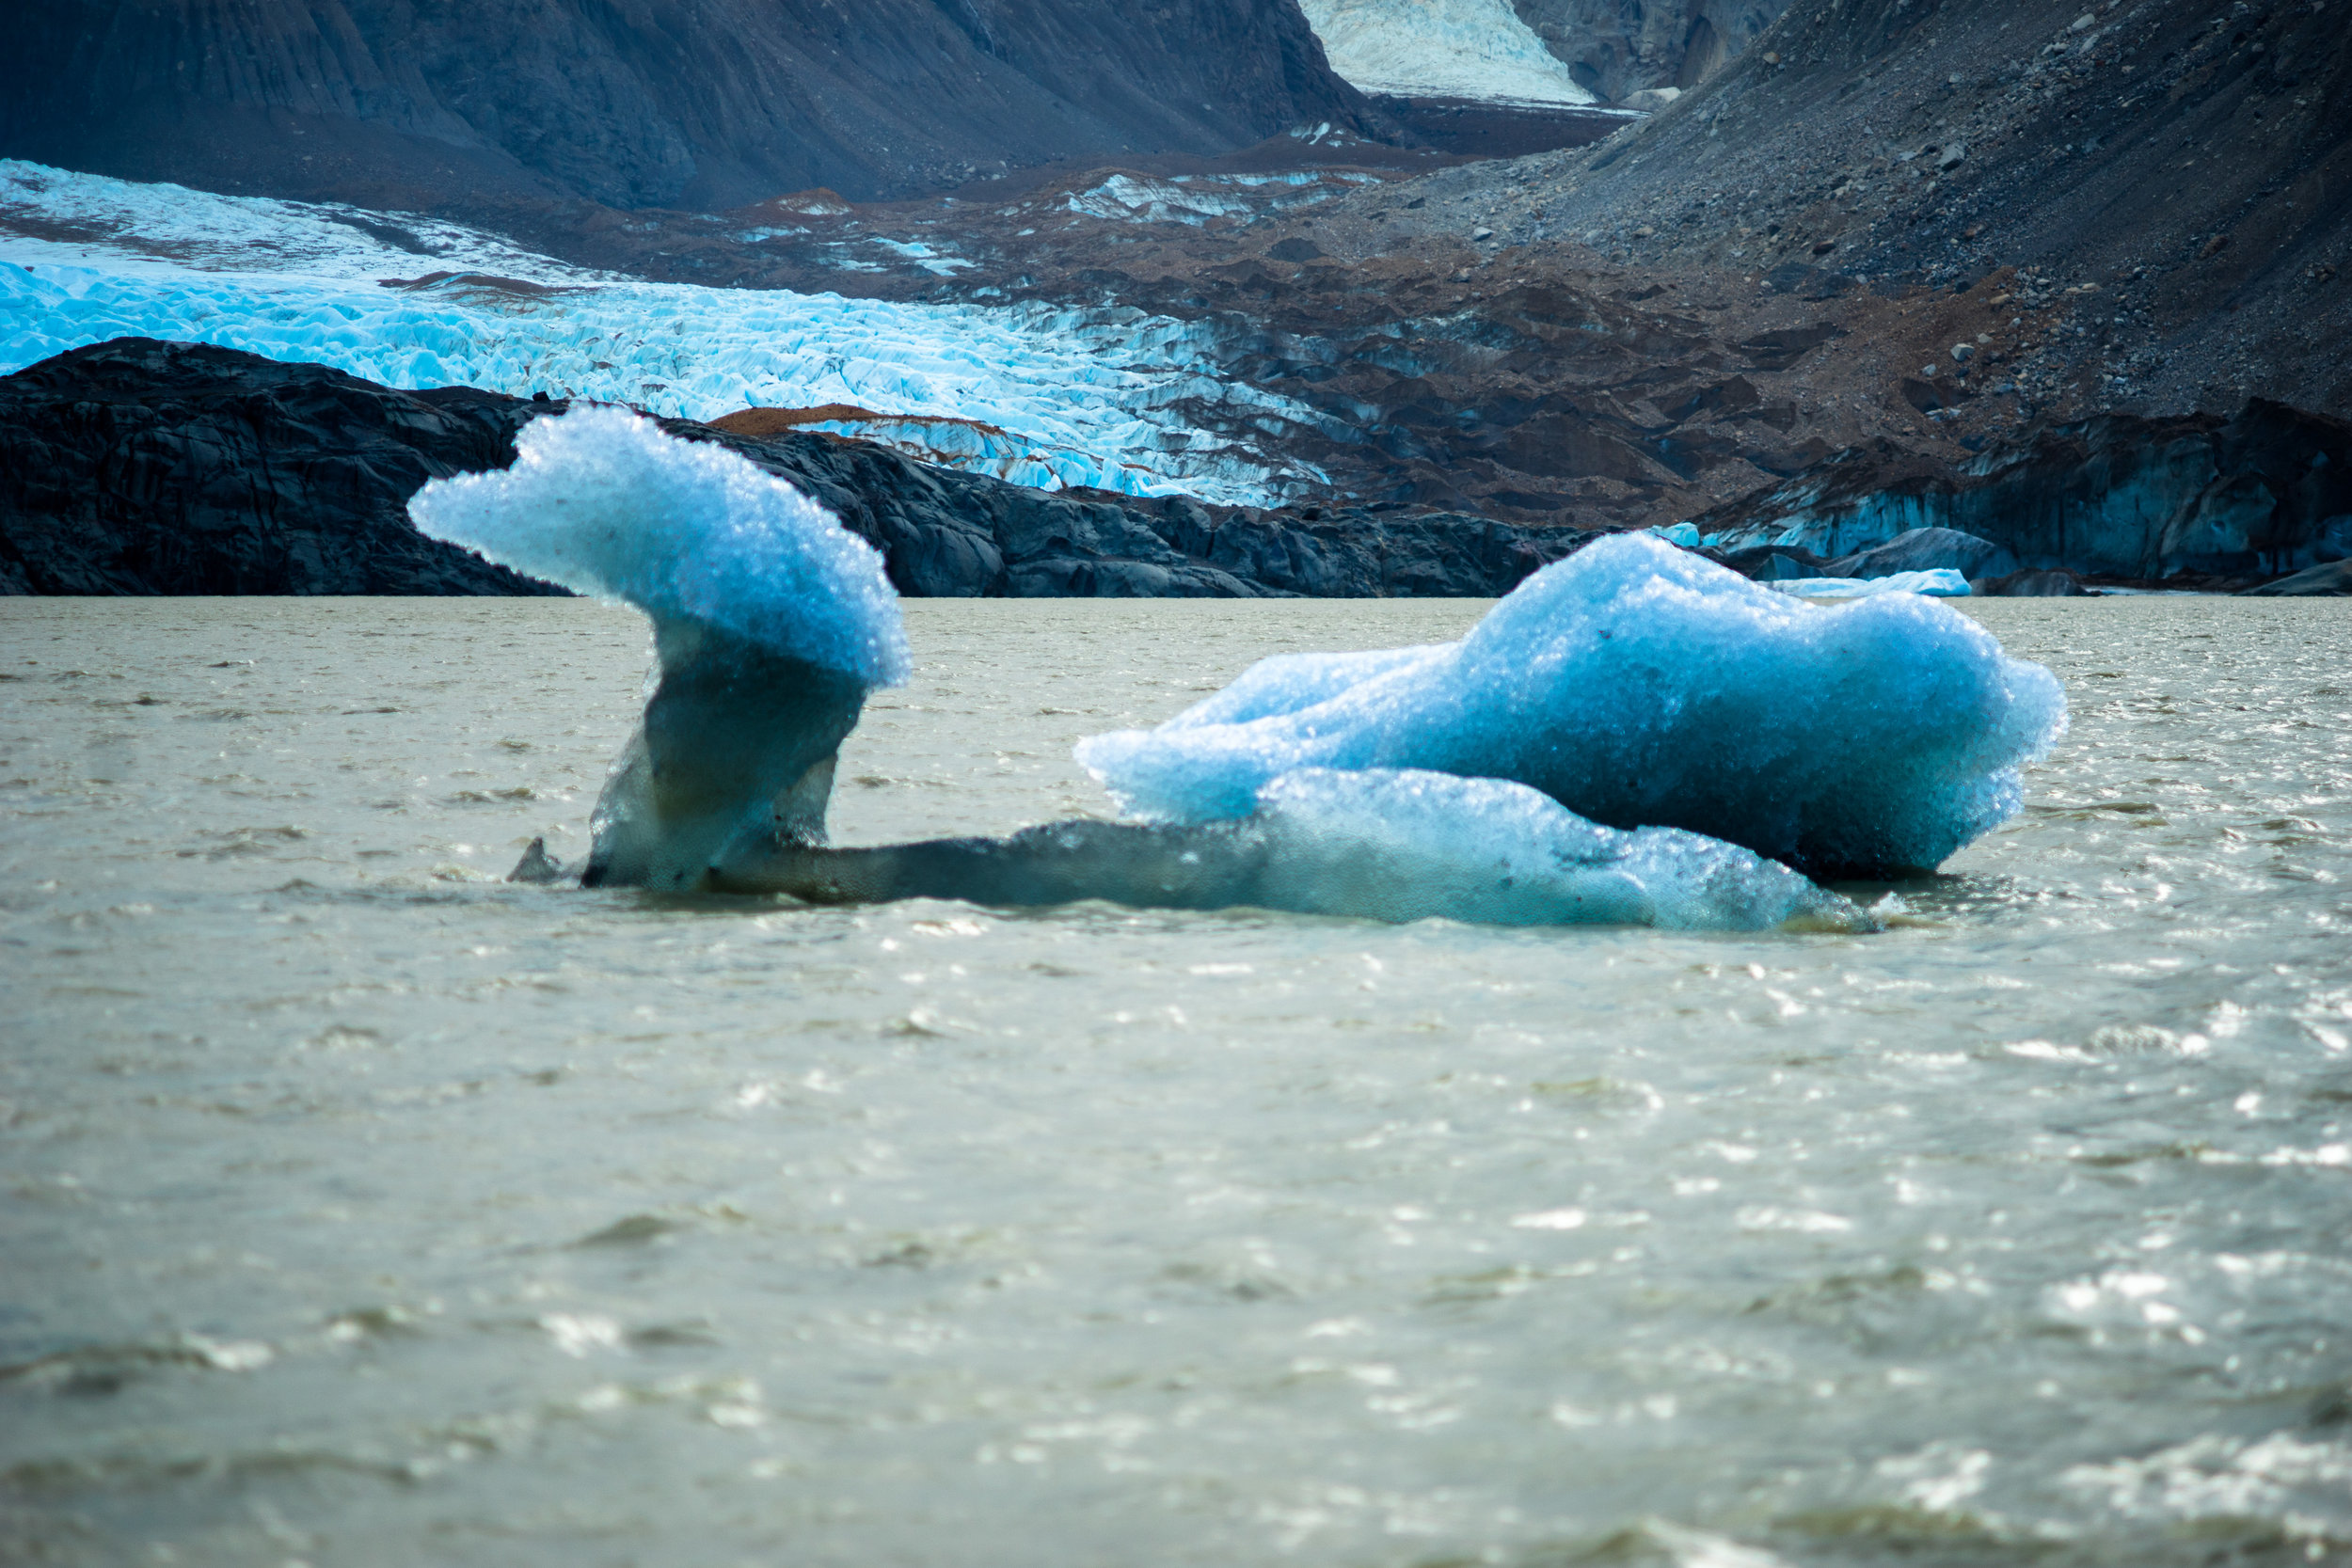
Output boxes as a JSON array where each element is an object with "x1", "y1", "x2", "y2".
[{"x1": 3, "y1": 597, "x2": 2349, "y2": 1568}]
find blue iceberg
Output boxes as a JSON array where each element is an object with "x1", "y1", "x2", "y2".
[
  {"x1": 411, "y1": 407, "x2": 907, "y2": 889},
  {"x1": 1076, "y1": 534, "x2": 2067, "y2": 878}
]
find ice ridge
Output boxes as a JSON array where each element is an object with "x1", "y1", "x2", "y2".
[
  {"x1": 1076, "y1": 533, "x2": 2069, "y2": 879},
  {"x1": 408, "y1": 406, "x2": 909, "y2": 688}
]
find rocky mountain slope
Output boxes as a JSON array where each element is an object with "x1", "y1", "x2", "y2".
[
  {"x1": 1513, "y1": 0, "x2": 1788, "y2": 102},
  {"x1": 1, "y1": 0, "x2": 1370, "y2": 215},
  {"x1": 1415, "y1": 0, "x2": 2352, "y2": 414}
]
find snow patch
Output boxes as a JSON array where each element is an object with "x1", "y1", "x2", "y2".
[{"x1": 1064, "y1": 170, "x2": 1382, "y2": 227}]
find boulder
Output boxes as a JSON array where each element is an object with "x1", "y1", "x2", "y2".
[
  {"x1": 1828, "y1": 527, "x2": 2018, "y2": 580},
  {"x1": 1975, "y1": 568, "x2": 2089, "y2": 597},
  {"x1": 2240, "y1": 560, "x2": 2352, "y2": 596}
]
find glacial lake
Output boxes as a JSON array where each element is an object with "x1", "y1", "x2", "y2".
[{"x1": 4, "y1": 596, "x2": 2349, "y2": 1567}]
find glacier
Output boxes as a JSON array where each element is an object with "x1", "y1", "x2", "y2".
[
  {"x1": 1076, "y1": 534, "x2": 2068, "y2": 879},
  {"x1": 0, "y1": 160, "x2": 1323, "y2": 506},
  {"x1": 1297, "y1": 0, "x2": 1596, "y2": 104},
  {"x1": 411, "y1": 407, "x2": 906, "y2": 891}
]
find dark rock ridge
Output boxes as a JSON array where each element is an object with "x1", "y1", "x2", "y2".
[
  {"x1": 1686, "y1": 400, "x2": 2352, "y2": 582},
  {"x1": 0, "y1": 338, "x2": 564, "y2": 596},
  {"x1": 0, "y1": 340, "x2": 1576, "y2": 599},
  {"x1": 1512, "y1": 0, "x2": 1788, "y2": 103},
  {"x1": 1, "y1": 0, "x2": 1370, "y2": 214}
]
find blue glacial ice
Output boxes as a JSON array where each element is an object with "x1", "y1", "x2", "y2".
[
  {"x1": 1076, "y1": 533, "x2": 2068, "y2": 878},
  {"x1": 412, "y1": 408, "x2": 906, "y2": 889},
  {"x1": 408, "y1": 405, "x2": 908, "y2": 686},
  {"x1": 0, "y1": 160, "x2": 1322, "y2": 506}
]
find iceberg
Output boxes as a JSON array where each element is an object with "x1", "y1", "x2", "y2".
[
  {"x1": 427, "y1": 430, "x2": 1873, "y2": 928},
  {"x1": 1765, "y1": 568, "x2": 1974, "y2": 598},
  {"x1": 1076, "y1": 534, "x2": 2067, "y2": 879},
  {"x1": 715, "y1": 768, "x2": 1868, "y2": 932},
  {"x1": 410, "y1": 407, "x2": 906, "y2": 890}
]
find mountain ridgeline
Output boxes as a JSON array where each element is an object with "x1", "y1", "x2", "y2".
[{"x1": 1, "y1": 0, "x2": 1372, "y2": 213}]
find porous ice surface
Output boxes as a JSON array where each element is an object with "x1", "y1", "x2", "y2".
[
  {"x1": 408, "y1": 406, "x2": 908, "y2": 687},
  {"x1": 0, "y1": 160, "x2": 1320, "y2": 505},
  {"x1": 1296, "y1": 0, "x2": 1596, "y2": 103},
  {"x1": 1079, "y1": 534, "x2": 2068, "y2": 877},
  {"x1": 1251, "y1": 769, "x2": 1864, "y2": 930}
]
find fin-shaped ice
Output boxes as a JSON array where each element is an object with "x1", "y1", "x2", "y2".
[
  {"x1": 1076, "y1": 534, "x2": 2068, "y2": 879},
  {"x1": 411, "y1": 407, "x2": 906, "y2": 890},
  {"x1": 717, "y1": 768, "x2": 1869, "y2": 932}
]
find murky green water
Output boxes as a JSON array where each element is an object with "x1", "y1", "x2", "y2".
[{"x1": 3, "y1": 596, "x2": 2349, "y2": 1567}]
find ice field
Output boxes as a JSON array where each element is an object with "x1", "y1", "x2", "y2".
[
  {"x1": 1296, "y1": 0, "x2": 1595, "y2": 103},
  {"x1": 0, "y1": 161, "x2": 1325, "y2": 505}
]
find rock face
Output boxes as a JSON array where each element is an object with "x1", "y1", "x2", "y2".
[
  {"x1": 0, "y1": 340, "x2": 1575, "y2": 598},
  {"x1": 1690, "y1": 401, "x2": 2352, "y2": 582},
  {"x1": 0, "y1": 0, "x2": 1369, "y2": 213},
  {"x1": 1512, "y1": 0, "x2": 1787, "y2": 103},
  {"x1": 0, "y1": 339, "x2": 564, "y2": 595},
  {"x1": 1976, "y1": 568, "x2": 2087, "y2": 598},
  {"x1": 1825, "y1": 526, "x2": 2016, "y2": 581}
]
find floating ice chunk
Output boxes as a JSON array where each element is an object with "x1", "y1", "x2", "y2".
[
  {"x1": 1767, "y1": 569, "x2": 1973, "y2": 598},
  {"x1": 410, "y1": 406, "x2": 907, "y2": 686},
  {"x1": 413, "y1": 407, "x2": 906, "y2": 890},
  {"x1": 716, "y1": 768, "x2": 1866, "y2": 931},
  {"x1": 1652, "y1": 521, "x2": 1703, "y2": 547},
  {"x1": 1075, "y1": 534, "x2": 2067, "y2": 878}
]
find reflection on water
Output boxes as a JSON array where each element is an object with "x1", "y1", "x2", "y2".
[{"x1": 2, "y1": 597, "x2": 2348, "y2": 1567}]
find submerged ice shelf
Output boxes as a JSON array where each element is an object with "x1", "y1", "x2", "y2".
[
  {"x1": 722, "y1": 768, "x2": 1867, "y2": 932},
  {"x1": 0, "y1": 161, "x2": 1321, "y2": 506}
]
